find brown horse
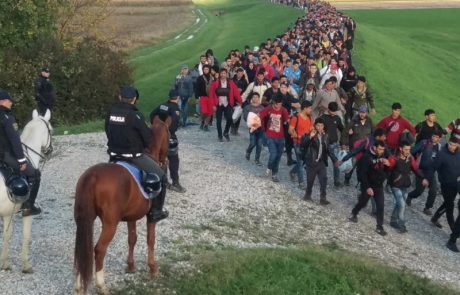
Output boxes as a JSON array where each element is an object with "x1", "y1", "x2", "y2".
[{"x1": 74, "y1": 116, "x2": 171, "y2": 295}]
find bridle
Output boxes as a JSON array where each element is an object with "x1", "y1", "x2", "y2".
[{"x1": 22, "y1": 118, "x2": 53, "y2": 170}]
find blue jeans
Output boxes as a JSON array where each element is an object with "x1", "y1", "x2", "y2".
[
  {"x1": 328, "y1": 143, "x2": 340, "y2": 184},
  {"x1": 267, "y1": 138, "x2": 284, "y2": 175},
  {"x1": 247, "y1": 129, "x2": 263, "y2": 161},
  {"x1": 290, "y1": 144, "x2": 305, "y2": 183},
  {"x1": 391, "y1": 187, "x2": 408, "y2": 227},
  {"x1": 180, "y1": 96, "x2": 189, "y2": 126}
]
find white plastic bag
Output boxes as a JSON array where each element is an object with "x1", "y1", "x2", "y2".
[
  {"x1": 337, "y1": 150, "x2": 353, "y2": 173},
  {"x1": 232, "y1": 105, "x2": 243, "y2": 123},
  {"x1": 246, "y1": 112, "x2": 261, "y2": 132}
]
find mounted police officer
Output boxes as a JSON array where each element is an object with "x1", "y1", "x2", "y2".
[
  {"x1": 150, "y1": 89, "x2": 186, "y2": 193},
  {"x1": 34, "y1": 66, "x2": 55, "y2": 116},
  {"x1": 0, "y1": 90, "x2": 42, "y2": 216},
  {"x1": 105, "y1": 86, "x2": 168, "y2": 223}
]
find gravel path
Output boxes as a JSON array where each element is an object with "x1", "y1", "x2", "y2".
[{"x1": 0, "y1": 125, "x2": 459, "y2": 294}]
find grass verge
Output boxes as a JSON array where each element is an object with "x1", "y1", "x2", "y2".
[
  {"x1": 345, "y1": 8, "x2": 460, "y2": 126},
  {"x1": 113, "y1": 245, "x2": 459, "y2": 295}
]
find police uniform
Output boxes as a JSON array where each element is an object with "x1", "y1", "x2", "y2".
[
  {"x1": 105, "y1": 86, "x2": 168, "y2": 222},
  {"x1": 34, "y1": 68, "x2": 55, "y2": 116},
  {"x1": 0, "y1": 92, "x2": 41, "y2": 215},
  {"x1": 150, "y1": 91, "x2": 186, "y2": 192}
]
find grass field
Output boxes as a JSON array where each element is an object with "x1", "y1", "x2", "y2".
[
  {"x1": 346, "y1": 8, "x2": 460, "y2": 126},
  {"x1": 114, "y1": 246, "x2": 459, "y2": 295},
  {"x1": 55, "y1": 0, "x2": 302, "y2": 134}
]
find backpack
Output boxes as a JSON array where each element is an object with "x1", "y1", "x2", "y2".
[{"x1": 353, "y1": 137, "x2": 371, "y2": 161}]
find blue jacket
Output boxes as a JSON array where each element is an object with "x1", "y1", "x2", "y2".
[
  {"x1": 410, "y1": 140, "x2": 441, "y2": 179},
  {"x1": 429, "y1": 145, "x2": 460, "y2": 186}
]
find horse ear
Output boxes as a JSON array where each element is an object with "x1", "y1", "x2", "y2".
[
  {"x1": 32, "y1": 109, "x2": 39, "y2": 119},
  {"x1": 43, "y1": 109, "x2": 51, "y2": 121}
]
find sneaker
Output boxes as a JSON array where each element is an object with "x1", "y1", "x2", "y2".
[
  {"x1": 376, "y1": 228, "x2": 387, "y2": 236},
  {"x1": 22, "y1": 204, "x2": 42, "y2": 216},
  {"x1": 405, "y1": 197, "x2": 412, "y2": 207},
  {"x1": 348, "y1": 214, "x2": 358, "y2": 223},
  {"x1": 169, "y1": 183, "x2": 186, "y2": 193},
  {"x1": 423, "y1": 208, "x2": 433, "y2": 216},
  {"x1": 199, "y1": 123, "x2": 204, "y2": 130},
  {"x1": 218, "y1": 136, "x2": 223, "y2": 142},
  {"x1": 344, "y1": 178, "x2": 350, "y2": 186},
  {"x1": 431, "y1": 217, "x2": 443, "y2": 228},
  {"x1": 298, "y1": 183, "x2": 307, "y2": 190},
  {"x1": 303, "y1": 194, "x2": 313, "y2": 202},
  {"x1": 446, "y1": 240, "x2": 460, "y2": 253},
  {"x1": 272, "y1": 175, "x2": 280, "y2": 182},
  {"x1": 265, "y1": 169, "x2": 271, "y2": 178},
  {"x1": 287, "y1": 159, "x2": 297, "y2": 166},
  {"x1": 289, "y1": 171, "x2": 296, "y2": 182},
  {"x1": 255, "y1": 159, "x2": 262, "y2": 166},
  {"x1": 334, "y1": 181, "x2": 341, "y2": 188},
  {"x1": 389, "y1": 221, "x2": 400, "y2": 229},
  {"x1": 245, "y1": 152, "x2": 250, "y2": 161},
  {"x1": 398, "y1": 226, "x2": 408, "y2": 234},
  {"x1": 223, "y1": 134, "x2": 230, "y2": 142},
  {"x1": 203, "y1": 125, "x2": 210, "y2": 132},
  {"x1": 320, "y1": 198, "x2": 330, "y2": 205}
]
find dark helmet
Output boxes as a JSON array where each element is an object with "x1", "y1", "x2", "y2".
[
  {"x1": 7, "y1": 176, "x2": 30, "y2": 203},
  {"x1": 143, "y1": 173, "x2": 161, "y2": 199}
]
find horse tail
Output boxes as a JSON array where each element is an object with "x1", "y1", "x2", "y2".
[{"x1": 74, "y1": 171, "x2": 97, "y2": 294}]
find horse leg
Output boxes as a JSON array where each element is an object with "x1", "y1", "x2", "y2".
[
  {"x1": 146, "y1": 222, "x2": 157, "y2": 277},
  {"x1": 21, "y1": 215, "x2": 33, "y2": 273},
  {"x1": 126, "y1": 221, "x2": 137, "y2": 273},
  {"x1": 95, "y1": 221, "x2": 118, "y2": 295},
  {"x1": 1, "y1": 215, "x2": 14, "y2": 271}
]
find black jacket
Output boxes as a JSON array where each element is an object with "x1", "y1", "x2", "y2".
[
  {"x1": 105, "y1": 102, "x2": 150, "y2": 156},
  {"x1": 302, "y1": 133, "x2": 337, "y2": 166},
  {"x1": 358, "y1": 151, "x2": 388, "y2": 189},
  {"x1": 319, "y1": 113, "x2": 344, "y2": 144},
  {"x1": 430, "y1": 145, "x2": 460, "y2": 186},
  {"x1": 34, "y1": 76, "x2": 55, "y2": 109},
  {"x1": 0, "y1": 107, "x2": 26, "y2": 163},
  {"x1": 195, "y1": 74, "x2": 212, "y2": 98},
  {"x1": 149, "y1": 101, "x2": 180, "y2": 140}
]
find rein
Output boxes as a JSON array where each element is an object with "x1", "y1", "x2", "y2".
[{"x1": 22, "y1": 118, "x2": 53, "y2": 170}]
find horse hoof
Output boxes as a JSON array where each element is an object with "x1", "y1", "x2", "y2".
[
  {"x1": 125, "y1": 266, "x2": 136, "y2": 274},
  {"x1": 96, "y1": 286, "x2": 110, "y2": 295},
  {"x1": 22, "y1": 267, "x2": 34, "y2": 274},
  {"x1": 1, "y1": 266, "x2": 11, "y2": 272}
]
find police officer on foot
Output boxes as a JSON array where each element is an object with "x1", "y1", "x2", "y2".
[
  {"x1": 0, "y1": 90, "x2": 42, "y2": 216},
  {"x1": 150, "y1": 89, "x2": 186, "y2": 193},
  {"x1": 105, "y1": 86, "x2": 169, "y2": 223},
  {"x1": 34, "y1": 66, "x2": 55, "y2": 116}
]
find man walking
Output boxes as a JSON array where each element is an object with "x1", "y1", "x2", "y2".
[{"x1": 348, "y1": 141, "x2": 391, "y2": 236}]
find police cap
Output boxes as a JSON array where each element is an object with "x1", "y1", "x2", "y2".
[{"x1": 0, "y1": 90, "x2": 14, "y2": 102}]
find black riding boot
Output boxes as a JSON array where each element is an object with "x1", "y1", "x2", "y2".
[
  {"x1": 147, "y1": 177, "x2": 169, "y2": 223},
  {"x1": 22, "y1": 180, "x2": 41, "y2": 216}
]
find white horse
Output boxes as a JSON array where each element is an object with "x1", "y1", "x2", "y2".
[{"x1": 0, "y1": 109, "x2": 52, "y2": 273}]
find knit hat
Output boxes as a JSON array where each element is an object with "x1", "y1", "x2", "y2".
[{"x1": 358, "y1": 105, "x2": 368, "y2": 113}]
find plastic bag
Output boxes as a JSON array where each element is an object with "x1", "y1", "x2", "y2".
[
  {"x1": 337, "y1": 150, "x2": 353, "y2": 173},
  {"x1": 232, "y1": 105, "x2": 243, "y2": 123},
  {"x1": 246, "y1": 112, "x2": 261, "y2": 133}
]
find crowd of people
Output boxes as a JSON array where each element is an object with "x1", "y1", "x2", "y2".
[{"x1": 167, "y1": 0, "x2": 460, "y2": 251}]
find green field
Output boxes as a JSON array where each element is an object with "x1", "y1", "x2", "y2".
[
  {"x1": 114, "y1": 246, "x2": 459, "y2": 295},
  {"x1": 55, "y1": 0, "x2": 302, "y2": 134},
  {"x1": 346, "y1": 8, "x2": 460, "y2": 126}
]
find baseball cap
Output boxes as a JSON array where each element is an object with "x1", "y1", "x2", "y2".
[
  {"x1": 358, "y1": 105, "x2": 368, "y2": 113},
  {"x1": 169, "y1": 89, "x2": 179, "y2": 99}
]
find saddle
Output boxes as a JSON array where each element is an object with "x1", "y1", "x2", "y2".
[
  {"x1": 109, "y1": 158, "x2": 161, "y2": 200},
  {"x1": 0, "y1": 162, "x2": 30, "y2": 203}
]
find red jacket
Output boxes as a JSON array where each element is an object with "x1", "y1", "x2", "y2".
[
  {"x1": 376, "y1": 116, "x2": 416, "y2": 150},
  {"x1": 257, "y1": 64, "x2": 275, "y2": 81},
  {"x1": 209, "y1": 79, "x2": 242, "y2": 108}
]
